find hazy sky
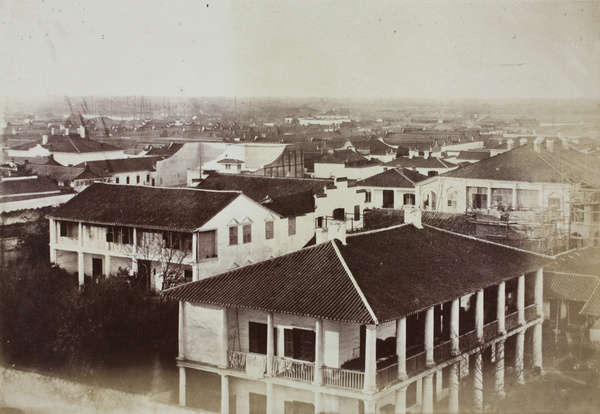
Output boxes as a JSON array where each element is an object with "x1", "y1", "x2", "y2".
[{"x1": 1, "y1": 0, "x2": 599, "y2": 100}]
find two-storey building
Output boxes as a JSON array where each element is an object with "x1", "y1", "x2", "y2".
[
  {"x1": 48, "y1": 183, "x2": 314, "y2": 289},
  {"x1": 164, "y1": 218, "x2": 549, "y2": 414}
]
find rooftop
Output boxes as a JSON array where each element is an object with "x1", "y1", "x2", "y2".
[
  {"x1": 164, "y1": 224, "x2": 549, "y2": 324},
  {"x1": 357, "y1": 168, "x2": 427, "y2": 188},
  {"x1": 11, "y1": 134, "x2": 122, "y2": 154},
  {"x1": 384, "y1": 156, "x2": 457, "y2": 169}
]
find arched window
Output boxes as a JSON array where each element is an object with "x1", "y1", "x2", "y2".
[{"x1": 446, "y1": 188, "x2": 458, "y2": 211}]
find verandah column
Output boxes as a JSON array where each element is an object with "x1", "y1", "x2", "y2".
[
  {"x1": 220, "y1": 307, "x2": 229, "y2": 369},
  {"x1": 497, "y1": 282, "x2": 506, "y2": 334},
  {"x1": 179, "y1": 367, "x2": 186, "y2": 406},
  {"x1": 476, "y1": 289, "x2": 484, "y2": 343},
  {"x1": 425, "y1": 307, "x2": 434, "y2": 367},
  {"x1": 395, "y1": 386, "x2": 407, "y2": 414},
  {"x1": 533, "y1": 268, "x2": 544, "y2": 373},
  {"x1": 495, "y1": 340, "x2": 505, "y2": 397},
  {"x1": 314, "y1": 318, "x2": 324, "y2": 386},
  {"x1": 266, "y1": 312, "x2": 274, "y2": 375},
  {"x1": 78, "y1": 222, "x2": 84, "y2": 285},
  {"x1": 448, "y1": 362, "x2": 459, "y2": 413},
  {"x1": 220, "y1": 375, "x2": 229, "y2": 414},
  {"x1": 515, "y1": 331, "x2": 525, "y2": 384},
  {"x1": 49, "y1": 218, "x2": 57, "y2": 262},
  {"x1": 518, "y1": 275, "x2": 525, "y2": 325},
  {"x1": 450, "y1": 298, "x2": 460, "y2": 356},
  {"x1": 473, "y1": 352, "x2": 483, "y2": 412},
  {"x1": 396, "y1": 317, "x2": 407, "y2": 380},
  {"x1": 364, "y1": 324, "x2": 377, "y2": 393},
  {"x1": 422, "y1": 373, "x2": 434, "y2": 413}
]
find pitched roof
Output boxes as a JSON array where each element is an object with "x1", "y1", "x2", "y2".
[
  {"x1": 439, "y1": 144, "x2": 600, "y2": 186},
  {"x1": 196, "y1": 172, "x2": 332, "y2": 217},
  {"x1": 546, "y1": 248, "x2": 600, "y2": 277},
  {"x1": 48, "y1": 183, "x2": 242, "y2": 231},
  {"x1": 0, "y1": 176, "x2": 62, "y2": 198},
  {"x1": 76, "y1": 156, "x2": 162, "y2": 175},
  {"x1": 357, "y1": 168, "x2": 427, "y2": 188},
  {"x1": 456, "y1": 151, "x2": 491, "y2": 161},
  {"x1": 384, "y1": 157, "x2": 457, "y2": 169},
  {"x1": 164, "y1": 224, "x2": 549, "y2": 324},
  {"x1": 25, "y1": 164, "x2": 89, "y2": 182},
  {"x1": 11, "y1": 135, "x2": 122, "y2": 153}
]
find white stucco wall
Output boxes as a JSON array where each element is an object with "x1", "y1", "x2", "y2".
[{"x1": 184, "y1": 302, "x2": 224, "y2": 364}]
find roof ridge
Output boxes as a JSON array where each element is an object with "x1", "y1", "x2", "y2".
[
  {"x1": 533, "y1": 150, "x2": 574, "y2": 184},
  {"x1": 421, "y1": 223, "x2": 553, "y2": 259},
  {"x1": 331, "y1": 240, "x2": 379, "y2": 325},
  {"x1": 96, "y1": 182, "x2": 243, "y2": 194},
  {"x1": 397, "y1": 168, "x2": 416, "y2": 185},
  {"x1": 551, "y1": 245, "x2": 592, "y2": 259},
  {"x1": 210, "y1": 172, "x2": 331, "y2": 183}
]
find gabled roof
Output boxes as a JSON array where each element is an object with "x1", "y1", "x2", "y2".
[
  {"x1": 196, "y1": 172, "x2": 332, "y2": 217},
  {"x1": 76, "y1": 156, "x2": 162, "y2": 175},
  {"x1": 546, "y1": 247, "x2": 600, "y2": 277},
  {"x1": 0, "y1": 176, "x2": 62, "y2": 198},
  {"x1": 439, "y1": 144, "x2": 600, "y2": 186},
  {"x1": 384, "y1": 157, "x2": 457, "y2": 169},
  {"x1": 25, "y1": 164, "x2": 93, "y2": 182},
  {"x1": 164, "y1": 224, "x2": 550, "y2": 324},
  {"x1": 11, "y1": 135, "x2": 122, "y2": 153},
  {"x1": 48, "y1": 183, "x2": 242, "y2": 231},
  {"x1": 357, "y1": 168, "x2": 427, "y2": 188},
  {"x1": 456, "y1": 151, "x2": 490, "y2": 161}
]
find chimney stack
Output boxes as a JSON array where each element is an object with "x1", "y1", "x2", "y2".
[
  {"x1": 546, "y1": 139, "x2": 554, "y2": 153},
  {"x1": 520, "y1": 138, "x2": 528, "y2": 147},
  {"x1": 533, "y1": 137, "x2": 544, "y2": 153},
  {"x1": 65, "y1": 128, "x2": 69, "y2": 136},
  {"x1": 51, "y1": 127, "x2": 55, "y2": 135},
  {"x1": 423, "y1": 150, "x2": 430, "y2": 159},
  {"x1": 78, "y1": 125, "x2": 86, "y2": 138},
  {"x1": 561, "y1": 137, "x2": 569, "y2": 150},
  {"x1": 42, "y1": 135, "x2": 48, "y2": 145},
  {"x1": 507, "y1": 139, "x2": 515, "y2": 150}
]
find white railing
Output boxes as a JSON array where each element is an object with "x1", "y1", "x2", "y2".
[
  {"x1": 376, "y1": 362, "x2": 398, "y2": 389},
  {"x1": 227, "y1": 350, "x2": 247, "y2": 371},
  {"x1": 273, "y1": 357, "x2": 314, "y2": 382},
  {"x1": 323, "y1": 367, "x2": 364, "y2": 390}
]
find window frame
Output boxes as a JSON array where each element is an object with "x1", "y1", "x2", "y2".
[
  {"x1": 288, "y1": 217, "x2": 296, "y2": 236},
  {"x1": 229, "y1": 226, "x2": 239, "y2": 246},
  {"x1": 265, "y1": 221, "x2": 274, "y2": 240}
]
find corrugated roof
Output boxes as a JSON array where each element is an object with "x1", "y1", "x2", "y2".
[
  {"x1": 164, "y1": 224, "x2": 550, "y2": 324},
  {"x1": 357, "y1": 168, "x2": 427, "y2": 188},
  {"x1": 197, "y1": 172, "x2": 332, "y2": 217},
  {"x1": 48, "y1": 183, "x2": 241, "y2": 231}
]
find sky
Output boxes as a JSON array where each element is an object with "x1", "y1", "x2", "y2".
[{"x1": 1, "y1": 0, "x2": 599, "y2": 100}]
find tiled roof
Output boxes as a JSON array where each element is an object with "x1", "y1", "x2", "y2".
[
  {"x1": 164, "y1": 224, "x2": 549, "y2": 324},
  {"x1": 543, "y1": 272, "x2": 598, "y2": 302},
  {"x1": 546, "y1": 248, "x2": 600, "y2": 277},
  {"x1": 197, "y1": 172, "x2": 332, "y2": 217},
  {"x1": 456, "y1": 151, "x2": 490, "y2": 161},
  {"x1": 217, "y1": 158, "x2": 244, "y2": 164},
  {"x1": 11, "y1": 135, "x2": 122, "y2": 153},
  {"x1": 384, "y1": 157, "x2": 457, "y2": 169},
  {"x1": 145, "y1": 143, "x2": 184, "y2": 156},
  {"x1": 440, "y1": 145, "x2": 600, "y2": 185},
  {"x1": 314, "y1": 149, "x2": 369, "y2": 165},
  {"x1": 76, "y1": 157, "x2": 162, "y2": 175},
  {"x1": 581, "y1": 287, "x2": 600, "y2": 317},
  {"x1": 0, "y1": 176, "x2": 62, "y2": 197},
  {"x1": 357, "y1": 168, "x2": 427, "y2": 188},
  {"x1": 25, "y1": 164, "x2": 91, "y2": 182},
  {"x1": 48, "y1": 183, "x2": 241, "y2": 231}
]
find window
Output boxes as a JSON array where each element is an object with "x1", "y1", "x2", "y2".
[
  {"x1": 248, "y1": 322, "x2": 277, "y2": 356},
  {"x1": 382, "y1": 190, "x2": 394, "y2": 208},
  {"x1": 548, "y1": 197, "x2": 561, "y2": 211},
  {"x1": 284, "y1": 328, "x2": 315, "y2": 362},
  {"x1": 146, "y1": 174, "x2": 150, "y2": 182},
  {"x1": 288, "y1": 217, "x2": 296, "y2": 236},
  {"x1": 136, "y1": 175, "x2": 140, "y2": 184},
  {"x1": 184, "y1": 269, "x2": 193, "y2": 284},
  {"x1": 492, "y1": 188, "x2": 513, "y2": 210},
  {"x1": 59, "y1": 221, "x2": 78, "y2": 238},
  {"x1": 265, "y1": 221, "x2": 274, "y2": 239},
  {"x1": 365, "y1": 191, "x2": 372, "y2": 203},
  {"x1": 467, "y1": 187, "x2": 487, "y2": 209},
  {"x1": 162, "y1": 231, "x2": 192, "y2": 250},
  {"x1": 229, "y1": 226, "x2": 238, "y2": 245},
  {"x1": 107, "y1": 226, "x2": 133, "y2": 244},
  {"x1": 249, "y1": 393, "x2": 267, "y2": 414},
  {"x1": 427, "y1": 171, "x2": 438, "y2": 177},
  {"x1": 198, "y1": 230, "x2": 217, "y2": 259},
  {"x1": 354, "y1": 205, "x2": 360, "y2": 221},
  {"x1": 284, "y1": 401, "x2": 315, "y2": 414},
  {"x1": 126, "y1": 176, "x2": 130, "y2": 184},
  {"x1": 333, "y1": 208, "x2": 345, "y2": 221},
  {"x1": 115, "y1": 177, "x2": 120, "y2": 184},
  {"x1": 403, "y1": 193, "x2": 415, "y2": 206},
  {"x1": 316, "y1": 216, "x2": 325, "y2": 228},
  {"x1": 446, "y1": 190, "x2": 458, "y2": 210},
  {"x1": 225, "y1": 164, "x2": 231, "y2": 170},
  {"x1": 243, "y1": 224, "x2": 252, "y2": 243},
  {"x1": 517, "y1": 189, "x2": 539, "y2": 210},
  {"x1": 592, "y1": 205, "x2": 600, "y2": 223}
]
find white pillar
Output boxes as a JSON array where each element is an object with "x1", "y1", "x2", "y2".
[
  {"x1": 473, "y1": 352, "x2": 483, "y2": 412},
  {"x1": 425, "y1": 307, "x2": 434, "y2": 367},
  {"x1": 179, "y1": 366, "x2": 186, "y2": 406},
  {"x1": 132, "y1": 256, "x2": 138, "y2": 273},
  {"x1": 266, "y1": 382, "x2": 274, "y2": 414},
  {"x1": 476, "y1": 289, "x2": 484, "y2": 343},
  {"x1": 315, "y1": 392, "x2": 323, "y2": 414},
  {"x1": 486, "y1": 186, "x2": 492, "y2": 210},
  {"x1": 397, "y1": 317, "x2": 407, "y2": 379},
  {"x1": 451, "y1": 298, "x2": 460, "y2": 356},
  {"x1": 314, "y1": 318, "x2": 324, "y2": 385},
  {"x1": 105, "y1": 254, "x2": 111, "y2": 277},
  {"x1": 78, "y1": 222, "x2": 83, "y2": 247},
  {"x1": 178, "y1": 301, "x2": 185, "y2": 359},
  {"x1": 49, "y1": 218, "x2": 56, "y2": 247},
  {"x1": 192, "y1": 264, "x2": 199, "y2": 282},
  {"x1": 495, "y1": 340, "x2": 505, "y2": 397},
  {"x1": 78, "y1": 251, "x2": 85, "y2": 286},
  {"x1": 395, "y1": 386, "x2": 407, "y2": 414},
  {"x1": 364, "y1": 399, "x2": 376, "y2": 414},
  {"x1": 516, "y1": 331, "x2": 525, "y2": 384},
  {"x1": 497, "y1": 282, "x2": 506, "y2": 334},
  {"x1": 364, "y1": 325, "x2": 377, "y2": 393},
  {"x1": 512, "y1": 184, "x2": 518, "y2": 209},
  {"x1": 448, "y1": 363, "x2": 459, "y2": 413},
  {"x1": 220, "y1": 307, "x2": 229, "y2": 369},
  {"x1": 533, "y1": 322, "x2": 543, "y2": 372},
  {"x1": 422, "y1": 373, "x2": 434, "y2": 413},
  {"x1": 518, "y1": 275, "x2": 525, "y2": 325},
  {"x1": 192, "y1": 232, "x2": 198, "y2": 263},
  {"x1": 535, "y1": 269, "x2": 544, "y2": 318},
  {"x1": 220, "y1": 375, "x2": 229, "y2": 414}
]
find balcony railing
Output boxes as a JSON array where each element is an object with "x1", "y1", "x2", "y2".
[
  {"x1": 505, "y1": 311, "x2": 519, "y2": 331},
  {"x1": 459, "y1": 330, "x2": 479, "y2": 351},
  {"x1": 376, "y1": 362, "x2": 398, "y2": 390},
  {"x1": 406, "y1": 351, "x2": 426, "y2": 375},
  {"x1": 483, "y1": 321, "x2": 499, "y2": 342},
  {"x1": 525, "y1": 304, "x2": 538, "y2": 321},
  {"x1": 324, "y1": 367, "x2": 364, "y2": 390},
  {"x1": 227, "y1": 351, "x2": 268, "y2": 377},
  {"x1": 273, "y1": 357, "x2": 314, "y2": 382},
  {"x1": 434, "y1": 340, "x2": 452, "y2": 362},
  {"x1": 227, "y1": 350, "x2": 247, "y2": 371}
]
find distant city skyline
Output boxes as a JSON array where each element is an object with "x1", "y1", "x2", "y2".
[{"x1": 1, "y1": 0, "x2": 599, "y2": 101}]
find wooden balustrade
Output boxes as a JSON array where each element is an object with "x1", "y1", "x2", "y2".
[
  {"x1": 273, "y1": 357, "x2": 314, "y2": 382},
  {"x1": 483, "y1": 321, "x2": 499, "y2": 342},
  {"x1": 376, "y1": 362, "x2": 398, "y2": 390},
  {"x1": 525, "y1": 304, "x2": 537, "y2": 321},
  {"x1": 505, "y1": 311, "x2": 519, "y2": 331},
  {"x1": 323, "y1": 367, "x2": 364, "y2": 390},
  {"x1": 406, "y1": 351, "x2": 426, "y2": 375},
  {"x1": 459, "y1": 330, "x2": 478, "y2": 351},
  {"x1": 434, "y1": 340, "x2": 452, "y2": 362}
]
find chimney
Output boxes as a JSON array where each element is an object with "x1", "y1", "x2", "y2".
[
  {"x1": 404, "y1": 207, "x2": 423, "y2": 229},
  {"x1": 520, "y1": 138, "x2": 528, "y2": 146},
  {"x1": 79, "y1": 125, "x2": 86, "y2": 138},
  {"x1": 65, "y1": 128, "x2": 69, "y2": 136},
  {"x1": 545, "y1": 139, "x2": 554, "y2": 153},
  {"x1": 533, "y1": 137, "x2": 544, "y2": 153},
  {"x1": 507, "y1": 139, "x2": 515, "y2": 150},
  {"x1": 561, "y1": 137, "x2": 569, "y2": 150},
  {"x1": 51, "y1": 127, "x2": 55, "y2": 135},
  {"x1": 424, "y1": 150, "x2": 430, "y2": 159},
  {"x1": 42, "y1": 135, "x2": 48, "y2": 145}
]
